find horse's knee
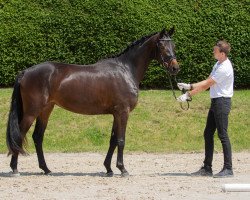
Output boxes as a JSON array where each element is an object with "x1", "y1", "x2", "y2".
[{"x1": 117, "y1": 139, "x2": 125, "y2": 148}]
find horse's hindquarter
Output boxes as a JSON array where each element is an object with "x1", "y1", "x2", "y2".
[{"x1": 53, "y1": 63, "x2": 139, "y2": 115}]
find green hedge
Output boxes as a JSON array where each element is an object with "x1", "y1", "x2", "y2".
[{"x1": 0, "y1": 0, "x2": 249, "y2": 88}]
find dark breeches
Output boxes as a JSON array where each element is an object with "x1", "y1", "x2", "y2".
[{"x1": 204, "y1": 97, "x2": 232, "y2": 169}]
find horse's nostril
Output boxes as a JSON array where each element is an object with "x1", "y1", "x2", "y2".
[
  {"x1": 171, "y1": 66, "x2": 180, "y2": 75},
  {"x1": 173, "y1": 67, "x2": 179, "y2": 72}
]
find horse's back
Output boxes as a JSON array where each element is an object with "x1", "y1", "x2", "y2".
[{"x1": 20, "y1": 61, "x2": 88, "y2": 91}]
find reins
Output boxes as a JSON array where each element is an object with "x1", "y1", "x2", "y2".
[
  {"x1": 157, "y1": 37, "x2": 191, "y2": 110},
  {"x1": 165, "y1": 71, "x2": 191, "y2": 111}
]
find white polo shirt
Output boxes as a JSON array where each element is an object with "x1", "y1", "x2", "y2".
[{"x1": 210, "y1": 58, "x2": 234, "y2": 98}]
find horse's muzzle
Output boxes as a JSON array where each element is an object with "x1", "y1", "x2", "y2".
[{"x1": 166, "y1": 59, "x2": 180, "y2": 75}]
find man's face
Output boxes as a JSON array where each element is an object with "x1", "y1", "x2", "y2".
[{"x1": 213, "y1": 46, "x2": 224, "y2": 60}]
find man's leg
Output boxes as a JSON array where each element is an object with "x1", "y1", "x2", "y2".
[
  {"x1": 213, "y1": 98, "x2": 233, "y2": 178},
  {"x1": 203, "y1": 107, "x2": 217, "y2": 168},
  {"x1": 215, "y1": 98, "x2": 232, "y2": 169},
  {"x1": 191, "y1": 104, "x2": 216, "y2": 177}
]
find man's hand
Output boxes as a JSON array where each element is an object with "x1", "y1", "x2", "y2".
[
  {"x1": 177, "y1": 83, "x2": 192, "y2": 91},
  {"x1": 177, "y1": 92, "x2": 191, "y2": 102}
]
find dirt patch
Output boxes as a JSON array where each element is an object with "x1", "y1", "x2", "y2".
[{"x1": 0, "y1": 152, "x2": 249, "y2": 200}]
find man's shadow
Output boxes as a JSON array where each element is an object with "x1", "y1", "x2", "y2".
[{"x1": 158, "y1": 172, "x2": 191, "y2": 177}]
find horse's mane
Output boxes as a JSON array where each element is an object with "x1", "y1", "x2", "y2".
[{"x1": 109, "y1": 32, "x2": 158, "y2": 58}]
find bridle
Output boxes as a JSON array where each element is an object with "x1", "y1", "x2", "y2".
[
  {"x1": 156, "y1": 38, "x2": 191, "y2": 110},
  {"x1": 157, "y1": 38, "x2": 176, "y2": 67}
]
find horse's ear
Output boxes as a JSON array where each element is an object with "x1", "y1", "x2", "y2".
[
  {"x1": 168, "y1": 26, "x2": 175, "y2": 37},
  {"x1": 160, "y1": 28, "x2": 166, "y2": 37}
]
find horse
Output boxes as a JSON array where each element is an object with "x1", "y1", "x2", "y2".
[{"x1": 6, "y1": 27, "x2": 180, "y2": 177}]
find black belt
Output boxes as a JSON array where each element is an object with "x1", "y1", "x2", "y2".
[{"x1": 211, "y1": 97, "x2": 231, "y2": 102}]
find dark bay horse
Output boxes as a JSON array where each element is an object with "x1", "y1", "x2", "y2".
[{"x1": 6, "y1": 28, "x2": 179, "y2": 176}]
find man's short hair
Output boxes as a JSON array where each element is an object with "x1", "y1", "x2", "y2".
[{"x1": 216, "y1": 40, "x2": 231, "y2": 56}]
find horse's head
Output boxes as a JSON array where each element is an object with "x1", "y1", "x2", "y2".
[{"x1": 156, "y1": 27, "x2": 180, "y2": 75}]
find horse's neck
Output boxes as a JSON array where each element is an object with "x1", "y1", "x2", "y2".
[{"x1": 120, "y1": 37, "x2": 157, "y2": 84}]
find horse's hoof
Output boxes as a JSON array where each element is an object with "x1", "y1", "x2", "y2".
[
  {"x1": 121, "y1": 171, "x2": 129, "y2": 177},
  {"x1": 44, "y1": 170, "x2": 52, "y2": 175},
  {"x1": 106, "y1": 171, "x2": 114, "y2": 177},
  {"x1": 10, "y1": 171, "x2": 20, "y2": 177}
]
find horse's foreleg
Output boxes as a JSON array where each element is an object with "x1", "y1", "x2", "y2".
[
  {"x1": 104, "y1": 120, "x2": 118, "y2": 176},
  {"x1": 116, "y1": 111, "x2": 129, "y2": 177},
  {"x1": 33, "y1": 104, "x2": 54, "y2": 175}
]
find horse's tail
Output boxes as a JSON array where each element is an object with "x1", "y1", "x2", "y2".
[{"x1": 6, "y1": 71, "x2": 26, "y2": 155}]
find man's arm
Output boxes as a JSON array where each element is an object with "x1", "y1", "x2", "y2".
[
  {"x1": 176, "y1": 77, "x2": 216, "y2": 102},
  {"x1": 189, "y1": 77, "x2": 216, "y2": 96}
]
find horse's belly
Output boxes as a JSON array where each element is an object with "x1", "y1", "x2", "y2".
[
  {"x1": 53, "y1": 73, "x2": 138, "y2": 115},
  {"x1": 54, "y1": 92, "x2": 113, "y2": 115},
  {"x1": 58, "y1": 103, "x2": 111, "y2": 115},
  {"x1": 54, "y1": 89, "x2": 137, "y2": 115}
]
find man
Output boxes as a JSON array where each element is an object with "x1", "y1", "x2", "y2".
[{"x1": 177, "y1": 40, "x2": 234, "y2": 178}]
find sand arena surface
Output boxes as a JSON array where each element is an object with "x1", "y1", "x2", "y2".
[{"x1": 0, "y1": 152, "x2": 250, "y2": 200}]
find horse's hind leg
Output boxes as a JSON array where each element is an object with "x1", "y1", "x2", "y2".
[
  {"x1": 10, "y1": 115, "x2": 36, "y2": 175},
  {"x1": 32, "y1": 104, "x2": 54, "y2": 174},
  {"x1": 10, "y1": 154, "x2": 19, "y2": 176},
  {"x1": 104, "y1": 120, "x2": 118, "y2": 176}
]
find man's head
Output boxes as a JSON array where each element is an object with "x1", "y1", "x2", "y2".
[
  {"x1": 215, "y1": 40, "x2": 231, "y2": 55},
  {"x1": 213, "y1": 40, "x2": 231, "y2": 61}
]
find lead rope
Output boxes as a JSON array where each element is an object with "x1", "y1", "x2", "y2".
[
  {"x1": 157, "y1": 41, "x2": 191, "y2": 110},
  {"x1": 166, "y1": 71, "x2": 191, "y2": 111}
]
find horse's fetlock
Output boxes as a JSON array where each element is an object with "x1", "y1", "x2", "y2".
[
  {"x1": 116, "y1": 162, "x2": 124, "y2": 169},
  {"x1": 103, "y1": 161, "x2": 109, "y2": 168}
]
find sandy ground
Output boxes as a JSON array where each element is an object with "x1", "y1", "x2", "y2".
[{"x1": 0, "y1": 152, "x2": 250, "y2": 200}]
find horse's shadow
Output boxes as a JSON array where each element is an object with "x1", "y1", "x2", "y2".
[
  {"x1": 0, "y1": 171, "x2": 113, "y2": 177},
  {"x1": 0, "y1": 171, "x2": 191, "y2": 177}
]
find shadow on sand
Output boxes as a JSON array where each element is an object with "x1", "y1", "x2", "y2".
[
  {"x1": 158, "y1": 172, "x2": 191, "y2": 177},
  {"x1": 0, "y1": 171, "x2": 116, "y2": 177}
]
